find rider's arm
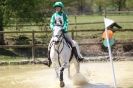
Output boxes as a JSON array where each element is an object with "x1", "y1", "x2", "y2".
[
  {"x1": 63, "y1": 14, "x2": 68, "y2": 33},
  {"x1": 50, "y1": 14, "x2": 55, "y2": 31}
]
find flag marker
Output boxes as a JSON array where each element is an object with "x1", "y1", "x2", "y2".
[{"x1": 104, "y1": 17, "x2": 117, "y2": 88}]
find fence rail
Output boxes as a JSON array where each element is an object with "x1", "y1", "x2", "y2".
[
  {"x1": 106, "y1": 11, "x2": 133, "y2": 15},
  {"x1": 4, "y1": 21, "x2": 133, "y2": 27}
]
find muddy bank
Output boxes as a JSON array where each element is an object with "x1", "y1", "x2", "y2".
[
  {"x1": 0, "y1": 60, "x2": 48, "y2": 66},
  {"x1": 79, "y1": 39, "x2": 133, "y2": 57}
]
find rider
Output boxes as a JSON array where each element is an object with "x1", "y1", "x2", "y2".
[{"x1": 47, "y1": 1, "x2": 84, "y2": 67}]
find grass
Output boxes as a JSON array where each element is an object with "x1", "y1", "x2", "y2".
[
  {"x1": 0, "y1": 55, "x2": 28, "y2": 62},
  {"x1": 69, "y1": 15, "x2": 133, "y2": 23},
  {"x1": 69, "y1": 15, "x2": 133, "y2": 41},
  {"x1": 69, "y1": 15, "x2": 133, "y2": 29},
  {"x1": 114, "y1": 31, "x2": 133, "y2": 40}
]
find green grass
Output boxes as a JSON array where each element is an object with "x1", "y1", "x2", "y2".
[
  {"x1": 114, "y1": 31, "x2": 133, "y2": 40},
  {"x1": 68, "y1": 15, "x2": 133, "y2": 40},
  {"x1": 69, "y1": 15, "x2": 133, "y2": 29},
  {"x1": 69, "y1": 15, "x2": 133, "y2": 23},
  {"x1": 0, "y1": 55, "x2": 28, "y2": 62}
]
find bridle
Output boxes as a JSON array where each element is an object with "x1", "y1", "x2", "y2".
[{"x1": 52, "y1": 30, "x2": 65, "y2": 67}]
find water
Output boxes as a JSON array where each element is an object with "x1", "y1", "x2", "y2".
[{"x1": 0, "y1": 61, "x2": 133, "y2": 88}]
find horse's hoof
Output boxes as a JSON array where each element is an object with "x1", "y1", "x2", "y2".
[
  {"x1": 60, "y1": 81, "x2": 65, "y2": 87},
  {"x1": 47, "y1": 61, "x2": 52, "y2": 67},
  {"x1": 78, "y1": 58, "x2": 84, "y2": 62}
]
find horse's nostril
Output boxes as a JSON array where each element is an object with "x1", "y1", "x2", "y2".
[
  {"x1": 54, "y1": 40, "x2": 59, "y2": 44},
  {"x1": 56, "y1": 41, "x2": 59, "y2": 43}
]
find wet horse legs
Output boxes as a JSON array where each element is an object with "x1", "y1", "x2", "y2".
[{"x1": 60, "y1": 68, "x2": 65, "y2": 87}]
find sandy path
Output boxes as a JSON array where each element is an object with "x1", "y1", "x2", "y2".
[{"x1": 0, "y1": 61, "x2": 133, "y2": 88}]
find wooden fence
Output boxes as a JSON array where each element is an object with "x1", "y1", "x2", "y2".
[{"x1": 0, "y1": 29, "x2": 133, "y2": 61}]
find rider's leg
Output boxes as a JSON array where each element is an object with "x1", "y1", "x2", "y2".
[
  {"x1": 72, "y1": 40, "x2": 84, "y2": 61},
  {"x1": 64, "y1": 33, "x2": 84, "y2": 61}
]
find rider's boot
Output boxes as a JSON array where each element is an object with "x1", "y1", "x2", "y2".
[
  {"x1": 73, "y1": 47, "x2": 84, "y2": 62},
  {"x1": 47, "y1": 50, "x2": 52, "y2": 67}
]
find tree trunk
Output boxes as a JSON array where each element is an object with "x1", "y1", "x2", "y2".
[
  {"x1": 118, "y1": 0, "x2": 126, "y2": 11},
  {"x1": 98, "y1": 5, "x2": 102, "y2": 15},
  {"x1": 0, "y1": 17, "x2": 5, "y2": 45},
  {"x1": 77, "y1": 0, "x2": 84, "y2": 14},
  {"x1": 118, "y1": 0, "x2": 121, "y2": 11}
]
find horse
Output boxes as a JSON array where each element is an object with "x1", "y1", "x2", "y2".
[{"x1": 49, "y1": 26, "x2": 80, "y2": 87}]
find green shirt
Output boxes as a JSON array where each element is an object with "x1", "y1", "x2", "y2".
[{"x1": 50, "y1": 12, "x2": 68, "y2": 33}]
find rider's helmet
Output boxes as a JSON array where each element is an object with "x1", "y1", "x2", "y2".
[{"x1": 53, "y1": 2, "x2": 64, "y2": 8}]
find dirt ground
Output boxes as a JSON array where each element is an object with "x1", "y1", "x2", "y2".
[{"x1": 0, "y1": 61, "x2": 133, "y2": 88}]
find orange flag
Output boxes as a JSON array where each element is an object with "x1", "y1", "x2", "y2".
[{"x1": 102, "y1": 30, "x2": 113, "y2": 39}]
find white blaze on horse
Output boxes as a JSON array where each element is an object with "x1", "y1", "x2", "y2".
[{"x1": 49, "y1": 26, "x2": 83, "y2": 87}]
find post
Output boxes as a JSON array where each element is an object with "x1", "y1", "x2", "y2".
[
  {"x1": 104, "y1": 23, "x2": 117, "y2": 88},
  {"x1": 32, "y1": 31, "x2": 35, "y2": 62},
  {"x1": 71, "y1": 30, "x2": 74, "y2": 39},
  {"x1": 75, "y1": 15, "x2": 77, "y2": 38},
  {"x1": 104, "y1": 8, "x2": 107, "y2": 18},
  {"x1": 75, "y1": 15, "x2": 77, "y2": 30}
]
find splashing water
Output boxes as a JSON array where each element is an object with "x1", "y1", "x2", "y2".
[{"x1": 0, "y1": 61, "x2": 133, "y2": 88}]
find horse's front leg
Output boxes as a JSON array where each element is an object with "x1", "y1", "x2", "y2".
[
  {"x1": 75, "y1": 60, "x2": 80, "y2": 73},
  {"x1": 55, "y1": 67, "x2": 60, "y2": 78},
  {"x1": 68, "y1": 65, "x2": 71, "y2": 78},
  {"x1": 60, "y1": 67, "x2": 65, "y2": 87}
]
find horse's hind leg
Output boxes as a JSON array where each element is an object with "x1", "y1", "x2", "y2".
[{"x1": 60, "y1": 68, "x2": 65, "y2": 87}]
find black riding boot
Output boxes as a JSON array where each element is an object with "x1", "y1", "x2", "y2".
[
  {"x1": 73, "y1": 47, "x2": 84, "y2": 62},
  {"x1": 47, "y1": 50, "x2": 52, "y2": 67}
]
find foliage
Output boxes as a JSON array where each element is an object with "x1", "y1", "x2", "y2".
[
  {"x1": 126, "y1": 0, "x2": 133, "y2": 9},
  {"x1": 0, "y1": 0, "x2": 52, "y2": 44},
  {"x1": 14, "y1": 35, "x2": 30, "y2": 45}
]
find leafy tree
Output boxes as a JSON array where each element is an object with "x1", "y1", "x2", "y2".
[
  {"x1": 126, "y1": 0, "x2": 133, "y2": 10},
  {"x1": 112, "y1": 0, "x2": 126, "y2": 11},
  {"x1": 93, "y1": 0, "x2": 112, "y2": 14},
  {"x1": 0, "y1": 0, "x2": 52, "y2": 45},
  {"x1": 0, "y1": 0, "x2": 10, "y2": 44}
]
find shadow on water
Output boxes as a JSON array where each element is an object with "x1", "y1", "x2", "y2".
[{"x1": 77, "y1": 83, "x2": 112, "y2": 88}]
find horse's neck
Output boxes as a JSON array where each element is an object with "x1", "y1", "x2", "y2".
[{"x1": 54, "y1": 39, "x2": 65, "y2": 51}]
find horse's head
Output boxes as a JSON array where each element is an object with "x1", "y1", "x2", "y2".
[{"x1": 53, "y1": 26, "x2": 64, "y2": 44}]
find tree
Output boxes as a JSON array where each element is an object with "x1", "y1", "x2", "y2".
[
  {"x1": 126, "y1": 0, "x2": 133, "y2": 10},
  {"x1": 93, "y1": 0, "x2": 112, "y2": 14},
  {"x1": 0, "y1": 0, "x2": 10, "y2": 45},
  {"x1": 0, "y1": 0, "x2": 51, "y2": 45},
  {"x1": 112, "y1": 0, "x2": 126, "y2": 11}
]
